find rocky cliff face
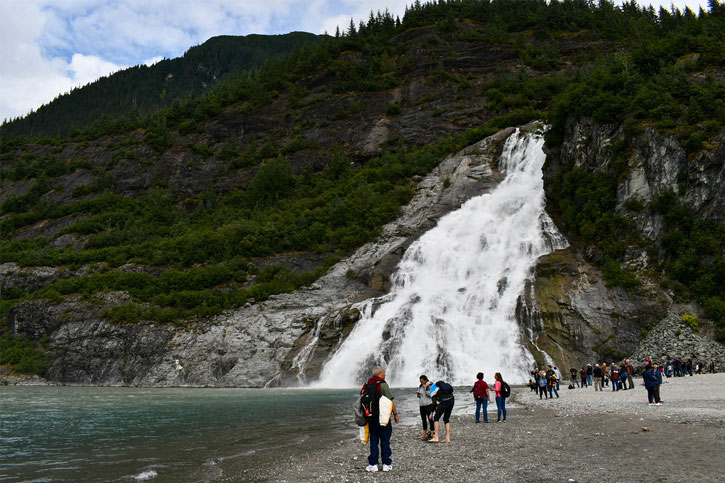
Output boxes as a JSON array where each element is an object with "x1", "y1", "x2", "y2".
[
  {"x1": 5, "y1": 125, "x2": 520, "y2": 386},
  {"x1": 5, "y1": 119, "x2": 723, "y2": 386},
  {"x1": 527, "y1": 119, "x2": 725, "y2": 371},
  {"x1": 519, "y1": 248, "x2": 671, "y2": 371}
]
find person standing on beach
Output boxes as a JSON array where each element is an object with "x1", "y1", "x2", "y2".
[
  {"x1": 554, "y1": 367, "x2": 562, "y2": 391},
  {"x1": 362, "y1": 367, "x2": 399, "y2": 472},
  {"x1": 580, "y1": 367, "x2": 588, "y2": 388},
  {"x1": 546, "y1": 365, "x2": 559, "y2": 398},
  {"x1": 537, "y1": 370, "x2": 548, "y2": 399},
  {"x1": 416, "y1": 375, "x2": 434, "y2": 439},
  {"x1": 653, "y1": 363, "x2": 663, "y2": 404},
  {"x1": 494, "y1": 372, "x2": 507, "y2": 421},
  {"x1": 601, "y1": 362, "x2": 608, "y2": 387},
  {"x1": 429, "y1": 380, "x2": 455, "y2": 442},
  {"x1": 586, "y1": 364, "x2": 594, "y2": 386},
  {"x1": 611, "y1": 363, "x2": 620, "y2": 391},
  {"x1": 643, "y1": 364, "x2": 659, "y2": 405},
  {"x1": 625, "y1": 360, "x2": 635, "y2": 389},
  {"x1": 470, "y1": 372, "x2": 490, "y2": 423},
  {"x1": 619, "y1": 364, "x2": 628, "y2": 390},
  {"x1": 593, "y1": 364, "x2": 603, "y2": 391}
]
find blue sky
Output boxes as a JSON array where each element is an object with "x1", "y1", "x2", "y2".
[{"x1": 0, "y1": 0, "x2": 709, "y2": 123}]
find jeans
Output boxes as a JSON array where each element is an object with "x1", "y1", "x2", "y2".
[
  {"x1": 646, "y1": 387, "x2": 657, "y2": 404},
  {"x1": 581, "y1": 377, "x2": 587, "y2": 387},
  {"x1": 587, "y1": 375, "x2": 593, "y2": 386},
  {"x1": 620, "y1": 378, "x2": 627, "y2": 390},
  {"x1": 368, "y1": 421, "x2": 392, "y2": 466},
  {"x1": 611, "y1": 379, "x2": 619, "y2": 391},
  {"x1": 539, "y1": 385, "x2": 547, "y2": 399},
  {"x1": 475, "y1": 397, "x2": 488, "y2": 422},
  {"x1": 495, "y1": 396, "x2": 506, "y2": 421},
  {"x1": 548, "y1": 384, "x2": 559, "y2": 398}
]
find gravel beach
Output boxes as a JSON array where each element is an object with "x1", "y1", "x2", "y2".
[{"x1": 218, "y1": 373, "x2": 725, "y2": 482}]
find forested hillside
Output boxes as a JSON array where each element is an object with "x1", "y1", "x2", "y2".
[
  {"x1": 1, "y1": 0, "x2": 723, "y2": 375},
  {"x1": 0, "y1": 32, "x2": 320, "y2": 138}
]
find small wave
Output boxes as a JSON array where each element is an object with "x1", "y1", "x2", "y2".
[{"x1": 134, "y1": 470, "x2": 158, "y2": 480}]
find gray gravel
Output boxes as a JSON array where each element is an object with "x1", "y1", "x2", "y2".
[{"x1": 218, "y1": 374, "x2": 725, "y2": 482}]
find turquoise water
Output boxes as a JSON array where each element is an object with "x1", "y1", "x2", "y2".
[
  {"x1": 0, "y1": 385, "x2": 479, "y2": 482},
  {"x1": 0, "y1": 386, "x2": 360, "y2": 482}
]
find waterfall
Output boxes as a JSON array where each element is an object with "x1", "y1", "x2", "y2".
[{"x1": 316, "y1": 129, "x2": 567, "y2": 387}]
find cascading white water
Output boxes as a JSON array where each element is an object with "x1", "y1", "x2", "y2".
[{"x1": 316, "y1": 129, "x2": 567, "y2": 387}]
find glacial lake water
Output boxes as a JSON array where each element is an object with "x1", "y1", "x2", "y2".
[{"x1": 0, "y1": 385, "x2": 481, "y2": 482}]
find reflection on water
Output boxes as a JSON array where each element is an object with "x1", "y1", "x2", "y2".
[{"x1": 0, "y1": 385, "x2": 501, "y2": 482}]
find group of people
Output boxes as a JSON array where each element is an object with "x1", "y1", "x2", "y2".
[
  {"x1": 467, "y1": 371, "x2": 509, "y2": 423},
  {"x1": 527, "y1": 364, "x2": 560, "y2": 399},
  {"x1": 566, "y1": 360, "x2": 637, "y2": 392},
  {"x1": 359, "y1": 367, "x2": 510, "y2": 473},
  {"x1": 359, "y1": 357, "x2": 718, "y2": 473},
  {"x1": 664, "y1": 358, "x2": 716, "y2": 377}
]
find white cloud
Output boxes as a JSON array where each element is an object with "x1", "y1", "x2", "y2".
[
  {"x1": 68, "y1": 53, "x2": 121, "y2": 84},
  {"x1": 143, "y1": 56, "x2": 164, "y2": 67}
]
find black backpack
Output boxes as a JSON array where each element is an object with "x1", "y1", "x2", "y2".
[
  {"x1": 501, "y1": 381, "x2": 511, "y2": 399},
  {"x1": 436, "y1": 381, "x2": 454, "y2": 395},
  {"x1": 433, "y1": 381, "x2": 454, "y2": 403},
  {"x1": 360, "y1": 381, "x2": 382, "y2": 420}
]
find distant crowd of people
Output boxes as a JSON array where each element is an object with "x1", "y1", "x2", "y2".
[{"x1": 526, "y1": 357, "x2": 719, "y2": 404}]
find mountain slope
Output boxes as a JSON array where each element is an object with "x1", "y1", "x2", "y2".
[
  {"x1": 1, "y1": 0, "x2": 723, "y2": 381},
  {"x1": 0, "y1": 32, "x2": 320, "y2": 138}
]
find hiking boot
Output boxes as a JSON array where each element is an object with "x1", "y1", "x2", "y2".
[
  {"x1": 365, "y1": 465, "x2": 378, "y2": 472},
  {"x1": 382, "y1": 465, "x2": 393, "y2": 472}
]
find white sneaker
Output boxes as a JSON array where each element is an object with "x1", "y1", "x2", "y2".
[
  {"x1": 382, "y1": 464, "x2": 393, "y2": 472},
  {"x1": 365, "y1": 465, "x2": 378, "y2": 472},
  {"x1": 649, "y1": 403, "x2": 654, "y2": 405},
  {"x1": 656, "y1": 403, "x2": 662, "y2": 406}
]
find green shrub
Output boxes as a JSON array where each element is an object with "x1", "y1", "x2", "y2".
[
  {"x1": 386, "y1": 102, "x2": 401, "y2": 116},
  {"x1": 680, "y1": 313, "x2": 699, "y2": 332},
  {"x1": 0, "y1": 336, "x2": 47, "y2": 374}
]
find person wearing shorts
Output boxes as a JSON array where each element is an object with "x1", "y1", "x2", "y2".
[{"x1": 429, "y1": 382, "x2": 454, "y2": 442}]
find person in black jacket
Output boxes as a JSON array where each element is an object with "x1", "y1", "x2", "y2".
[
  {"x1": 593, "y1": 364, "x2": 603, "y2": 391},
  {"x1": 586, "y1": 364, "x2": 593, "y2": 386}
]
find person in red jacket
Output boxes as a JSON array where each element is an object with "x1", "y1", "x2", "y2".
[
  {"x1": 470, "y1": 372, "x2": 490, "y2": 423},
  {"x1": 611, "y1": 363, "x2": 620, "y2": 391},
  {"x1": 361, "y1": 367, "x2": 399, "y2": 473}
]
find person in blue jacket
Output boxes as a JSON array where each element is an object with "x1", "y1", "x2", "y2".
[
  {"x1": 653, "y1": 362, "x2": 663, "y2": 404},
  {"x1": 643, "y1": 364, "x2": 659, "y2": 405}
]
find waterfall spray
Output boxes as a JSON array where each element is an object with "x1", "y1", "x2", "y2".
[{"x1": 316, "y1": 129, "x2": 567, "y2": 387}]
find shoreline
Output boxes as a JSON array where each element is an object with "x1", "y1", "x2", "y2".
[{"x1": 218, "y1": 373, "x2": 725, "y2": 482}]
